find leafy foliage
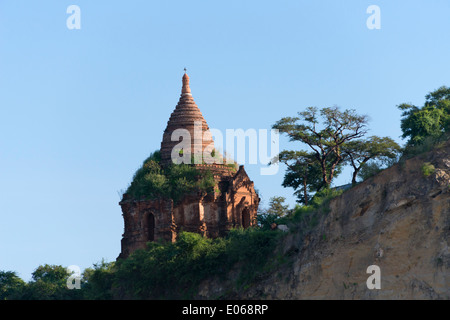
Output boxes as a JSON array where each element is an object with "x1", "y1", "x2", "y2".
[
  {"x1": 0, "y1": 271, "x2": 26, "y2": 300},
  {"x1": 398, "y1": 86, "x2": 450, "y2": 147},
  {"x1": 258, "y1": 196, "x2": 291, "y2": 229},
  {"x1": 125, "y1": 150, "x2": 216, "y2": 202},
  {"x1": 265, "y1": 196, "x2": 290, "y2": 218},
  {"x1": 342, "y1": 136, "x2": 401, "y2": 184},
  {"x1": 81, "y1": 260, "x2": 115, "y2": 300},
  {"x1": 272, "y1": 150, "x2": 343, "y2": 204},
  {"x1": 259, "y1": 188, "x2": 343, "y2": 236},
  {"x1": 288, "y1": 187, "x2": 344, "y2": 234},
  {"x1": 272, "y1": 106, "x2": 400, "y2": 202},
  {"x1": 1, "y1": 265, "x2": 83, "y2": 300},
  {"x1": 421, "y1": 162, "x2": 435, "y2": 177},
  {"x1": 113, "y1": 229, "x2": 281, "y2": 299},
  {"x1": 1, "y1": 228, "x2": 281, "y2": 300},
  {"x1": 273, "y1": 106, "x2": 369, "y2": 189},
  {"x1": 357, "y1": 161, "x2": 384, "y2": 182}
]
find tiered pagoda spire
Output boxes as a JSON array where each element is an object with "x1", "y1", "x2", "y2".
[{"x1": 160, "y1": 72, "x2": 215, "y2": 166}]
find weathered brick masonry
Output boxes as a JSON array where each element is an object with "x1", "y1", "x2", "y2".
[{"x1": 119, "y1": 73, "x2": 259, "y2": 259}]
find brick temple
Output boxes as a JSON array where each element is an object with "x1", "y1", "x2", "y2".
[{"x1": 118, "y1": 72, "x2": 259, "y2": 259}]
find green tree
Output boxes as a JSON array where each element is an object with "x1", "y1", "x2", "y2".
[
  {"x1": 273, "y1": 106, "x2": 368, "y2": 189},
  {"x1": 82, "y1": 260, "x2": 115, "y2": 300},
  {"x1": 342, "y1": 136, "x2": 401, "y2": 185},
  {"x1": 265, "y1": 196, "x2": 289, "y2": 217},
  {"x1": 271, "y1": 150, "x2": 331, "y2": 204},
  {"x1": 398, "y1": 86, "x2": 450, "y2": 146},
  {"x1": 0, "y1": 271, "x2": 26, "y2": 300},
  {"x1": 257, "y1": 196, "x2": 291, "y2": 229},
  {"x1": 18, "y1": 264, "x2": 82, "y2": 300},
  {"x1": 357, "y1": 161, "x2": 384, "y2": 182}
]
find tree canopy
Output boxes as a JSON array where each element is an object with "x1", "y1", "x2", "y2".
[
  {"x1": 398, "y1": 86, "x2": 450, "y2": 146},
  {"x1": 125, "y1": 150, "x2": 216, "y2": 203},
  {"x1": 0, "y1": 271, "x2": 25, "y2": 300},
  {"x1": 273, "y1": 106, "x2": 369, "y2": 190},
  {"x1": 342, "y1": 136, "x2": 401, "y2": 184},
  {"x1": 272, "y1": 106, "x2": 401, "y2": 203},
  {"x1": 0, "y1": 265, "x2": 83, "y2": 300},
  {"x1": 271, "y1": 150, "x2": 340, "y2": 204}
]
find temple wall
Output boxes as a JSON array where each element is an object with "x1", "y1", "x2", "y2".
[
  {"x1": 119, "y1": 171, "x2": 259, "y2": 259},
  {"x1": 119, "y1": 74, "x2": 259, "y2": 259}
]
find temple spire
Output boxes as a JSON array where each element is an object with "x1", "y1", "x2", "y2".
[
  {"x1": 160, "y1": 72, "x2": 213, "y2": 166},
  {"x1": 182, "y1": 70, "x2": 191, "y2": 96}
]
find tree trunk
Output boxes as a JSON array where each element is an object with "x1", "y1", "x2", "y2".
[
  {"x1": 351, "y1": 169, "x2": 359, "y2": 185},
  {"x1": 328, "y1": 155, "x2": 341, "y2": 186},
  {"x1": 320, "y1": 158, "x2": 329, "y2": 187},
  {"x1": 303, "y1": 176, "x2": 308, "y2": 206}
]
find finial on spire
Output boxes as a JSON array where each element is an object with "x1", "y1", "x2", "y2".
[{"x1": 182, "y1": 70, "x2": 191, "y2": 96}]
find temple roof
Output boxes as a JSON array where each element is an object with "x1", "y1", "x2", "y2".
[{"x1": 160, "y1": 72, "x2": 215, "y2": 166}]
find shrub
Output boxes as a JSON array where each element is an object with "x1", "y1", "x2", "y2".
[
  {"x1": 357, "y1": 161, "x2": 384, "y2": 182},
  {"x1": 401, "y1": 135, "x2": 441, "y2": 160},
  {"x1": 125, "y1": 150, "x2": 216, "y2": 203},
  {"x1": 5, "y1": 265, "x2": 83, "y2": 300},
  {"x1": 111, "y1": 229, "x2": 281, "y2": 299},
  {"x1": 257, "y1": 196, "x2": 291, "y2": 230},
  {"x1": 82, "y1": 260, "x2": 115, "y2": 300},
  {"x1": 0, "y1": 271, "x2": 26, "y2": 300},
  {"x1": 309, "y1": 187, "x2": 343, "y2": 208},
  {"x1": 421, "y1": 162, "x2": 435, "y2": 177},
  {"x1": 289, "y1": 187, "x2": 343, "y2": 232}
]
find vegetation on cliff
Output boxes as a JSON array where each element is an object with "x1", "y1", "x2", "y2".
[
  {"x1": 271, "y1": 86, "x2": 450, "y2": 205},
  {"x1": 398, "y1": 85, "x2": 450, "y2": 148},
  {"x1": 399, "y1": 86, "x2": 450, "y2": 160},
  {"x1": 0, "y1": 228, "x2": 282, "y2": 300},
  {"x1": 0, "y1": 187, "x2": 348, "y2": 300},
  {"x1": 258, "y1": 188, "x2": 344, "y2": 235},
  {"x1": 272, "y1": 106, "x2": 401, "y2": 204},
  {"x1": 111, "y1": 229, "x2": 281, "y2": 299}
]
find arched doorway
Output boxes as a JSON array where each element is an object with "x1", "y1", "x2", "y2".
[
  {"x1": 147, "y1": 212, "x2": 155, "y2": 242},
  {"x1": 241, "y1": 207, "x2": 250, "y2": 229}
]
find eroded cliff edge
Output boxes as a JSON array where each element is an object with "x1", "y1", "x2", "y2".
[{"x1": 199, "y1": 142, "x2": 450, "y2": 299}]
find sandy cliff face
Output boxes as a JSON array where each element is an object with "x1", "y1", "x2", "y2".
[{"x1": 200, "y1": 143, "x2": 450, "y2": 299}]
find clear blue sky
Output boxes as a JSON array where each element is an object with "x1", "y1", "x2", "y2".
[{"x1": 1, "y1": 0, "x2": 449, "y2": 280}]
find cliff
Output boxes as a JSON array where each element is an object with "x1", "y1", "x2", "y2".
[{"x1": 198, "y1": 142, "x2": 450, "y2": 299}]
